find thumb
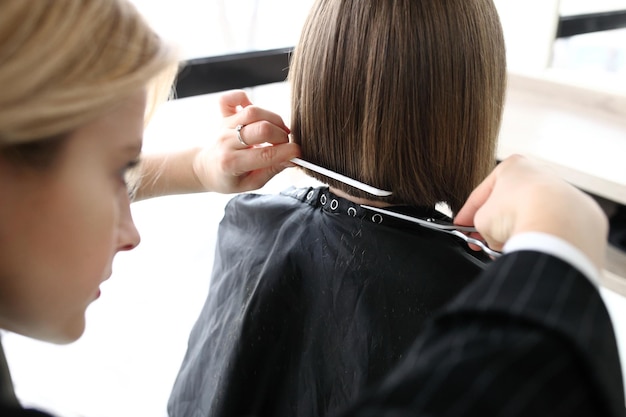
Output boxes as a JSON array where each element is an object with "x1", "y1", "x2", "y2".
[{"x1": 454, "y1": 164, "x2": 498, "y2": 227}]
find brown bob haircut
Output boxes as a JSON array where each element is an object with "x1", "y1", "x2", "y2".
[{"x1": 289, "y1": 0, "x2": 507, "y2": 213}]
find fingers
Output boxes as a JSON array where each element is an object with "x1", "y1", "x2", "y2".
[
  {"x1": 219, "y1": 90, "x2": 290, "y2": 148},
  {"x1": 219, "y1": 90, "x2": 253, "y2": 117},
  {"x1": 233, "y1": 120, "x2": 292, "y2": 149},
  {"x1": 237, "y1": 162, "x2": 294, "y2": 192},
  {"x1": 454, "y1": 161, "x2": 503, "y2": 227},
  {"x1": 228, "y1": 107, "x2": 290, "y2": 141},
  {"x1": 227, "y1": 142, "x2": 301, "y2": 177},
  {"x1": 214, "y1": 142, "x2": 301, "y2": 194},
  {"x1": 453, "y1": 154, "x2": 608, "y2": 267},
  {"x1": 210, "y1": 90, "x2": 298, "y2": 193},
  {"x1": 219, "y1": 90, "x2": 289, "y2": 134},
  {"x1": 454, "y1": 155, "x2": 529, "y2": 228},
  {"x1": 453, "y1": 155, "x2": 524, "y2": 253}
]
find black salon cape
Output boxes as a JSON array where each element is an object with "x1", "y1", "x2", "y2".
[
  {"x1": 168, "y1": 186, "x2": 490, "y2": 417},
  {"x1": 333, "y1": 251, "x2": 625, "y2": 417}
]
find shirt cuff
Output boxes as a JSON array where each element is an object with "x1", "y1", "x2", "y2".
[{"x1": 503, "y1": 232, "x2": 601, "y2": 286}]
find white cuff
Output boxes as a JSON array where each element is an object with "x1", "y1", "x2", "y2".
[{"x1": 503, "y1": 232, "x2": 600, "y2": 286}]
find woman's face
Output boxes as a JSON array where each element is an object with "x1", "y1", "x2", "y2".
[{"x1": 0, "y1": 90, "x2": 145, "y2": 343}]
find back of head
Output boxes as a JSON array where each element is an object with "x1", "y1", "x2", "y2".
[
  {"x1": 290, "y1": 0, "x2": 506, "y2": 213},
  {"x1": 0, "y1": 0, "x2": 178, "y2": 148}
]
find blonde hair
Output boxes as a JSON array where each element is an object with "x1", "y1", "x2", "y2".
[
  {"x1": 0, "y1": 0, "x2": 179, "y2": 146},
  {"x1": 290, "y1": 0, "x2": 507, "y2": 213}
]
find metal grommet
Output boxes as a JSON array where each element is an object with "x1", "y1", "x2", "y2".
[
  {"x1": 306, "y1": 190, "x2": 314, "y2": 200},
  {"x1": 347, "y1": 207, "x2": 357, "y2": 217},
  {"x1": 372, "y1": 214, "x2": 383, "y2": 224},
  {"x1": 330, "y1": 199, "x2": 339, "y2": 211},
  {"x1": 320, "y1": 194, "x2": 327, "y2": 205}
]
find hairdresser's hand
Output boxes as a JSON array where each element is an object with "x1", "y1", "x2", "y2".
[
  {"x1": 454, "y1": 155, "x2": 608, "y2": 270},
  {"x1": 192, "y1": 90, "x2": 301, "y2": 194},
  {"x1": 134, "y1": 92, "x2": 299, "y2": 200}
]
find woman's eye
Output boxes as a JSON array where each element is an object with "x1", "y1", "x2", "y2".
[{"x1": 119, "y1": 159, "x2": 141, "y2": 199}]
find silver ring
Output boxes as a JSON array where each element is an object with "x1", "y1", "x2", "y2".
[{"x1": 236, "y1": 124, "x2": 249, "y2": 146}]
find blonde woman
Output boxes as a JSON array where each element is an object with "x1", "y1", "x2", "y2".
[
  {"x1": 0, "y1": 0, "x2": 299, "y2": 415},
  {"x1": 168, "y1": 0, "x2": 507, "y2": 416}
]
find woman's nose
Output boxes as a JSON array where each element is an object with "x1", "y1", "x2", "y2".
[{"x1": 118, "y1": 204, "x2": 141, "y2": 251}]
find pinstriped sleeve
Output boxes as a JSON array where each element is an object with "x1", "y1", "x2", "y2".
[
  {"x1": 333, "y1": 251, "x2": 625, "y2": 417},
  {"x1": 503, "y1": 232, "x2": 601, "y2": 286}
]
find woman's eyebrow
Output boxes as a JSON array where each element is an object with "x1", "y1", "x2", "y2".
[{"x1": 121, "y1": 141, "x2": 143, "y2": 155}]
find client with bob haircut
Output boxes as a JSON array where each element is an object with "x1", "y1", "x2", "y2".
[{"x1": 168, "y1": 0, "x2": 507, "y2": 416}]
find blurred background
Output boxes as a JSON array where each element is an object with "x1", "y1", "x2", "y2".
[{"x1": 3, "y1": 1, "x2": 626, "y2": 416}]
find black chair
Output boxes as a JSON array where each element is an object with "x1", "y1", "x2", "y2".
[{"x1": 174, "y1": 47, "x2": 292, "y2": 99}]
